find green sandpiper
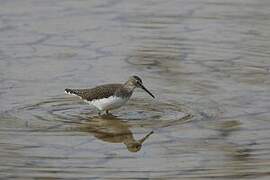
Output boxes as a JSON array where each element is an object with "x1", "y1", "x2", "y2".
[{"x1": 65, "y1": 76, "x2": 155, "y2": 115}]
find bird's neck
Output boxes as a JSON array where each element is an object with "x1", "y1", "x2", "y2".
[
  {"x1": 123, "y1": 82, "x2": 136, "y2": 92},
  {"x1": 114, "y1": 83, "x2": 134, "y2": 98}
]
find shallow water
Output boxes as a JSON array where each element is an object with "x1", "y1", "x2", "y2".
[{"x1": 1, "y1": 0, "x2": 270, "y2": 179}]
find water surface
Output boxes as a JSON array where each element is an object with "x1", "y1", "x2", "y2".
[{"x1": 1, "y1": 0, "x2": 270, "y2": 179}]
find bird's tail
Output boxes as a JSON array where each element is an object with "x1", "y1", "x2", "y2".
[{"x1": 65, "y1": 88, "x2": 80, "y2": 96}]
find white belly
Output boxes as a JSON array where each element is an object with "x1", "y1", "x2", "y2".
[{"x1": 85, "y1": 96, "x2": 129, "y2": 111}]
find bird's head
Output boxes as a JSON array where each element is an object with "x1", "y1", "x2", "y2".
[{"x1": 126, "y1": 76, "x2": 155, "y2": 98}]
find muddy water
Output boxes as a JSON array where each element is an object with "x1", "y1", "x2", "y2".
[{"x1": 1, "y1": 0, "x2": 270, "y2": 179}]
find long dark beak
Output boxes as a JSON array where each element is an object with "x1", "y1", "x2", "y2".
[
  {"x1": 139, "y1": 131, "x2": 154, "y2": 144},
  {"x1": 139, "y1": 83, "x2": 155, "y2": 98}
]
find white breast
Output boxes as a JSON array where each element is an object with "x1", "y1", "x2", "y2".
[{"x1": 85, "y1": 96, "x2": 129, "y2": 111}]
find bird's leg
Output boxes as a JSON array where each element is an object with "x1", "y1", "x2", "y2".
[{"x1": 106, "y1": 110, "x2": 109, "y2": 115}]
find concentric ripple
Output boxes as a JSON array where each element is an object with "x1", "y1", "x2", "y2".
[{"x1": 6, "y1": 96, "x2": 194, "y2": 131}]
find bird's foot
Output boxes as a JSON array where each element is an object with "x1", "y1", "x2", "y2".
[{"x1": 97, "y1": 110, "x2": 112, "y2": 116}]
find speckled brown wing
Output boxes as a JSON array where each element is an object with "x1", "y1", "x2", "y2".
[{"x1": 65, "y1": 84, "x2": 122, "y2": 101}]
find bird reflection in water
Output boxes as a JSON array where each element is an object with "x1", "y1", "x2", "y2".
[{"x1": 80, "y1": 114, "x2": 153, "y2": 152}]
